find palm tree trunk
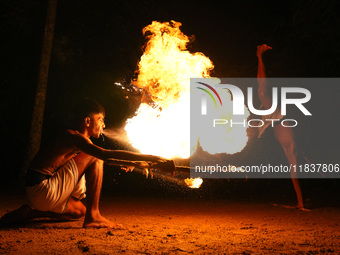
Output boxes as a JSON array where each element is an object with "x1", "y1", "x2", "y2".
[{"x1": 22, "y1": 0, "x2": 58, "y2": 177}]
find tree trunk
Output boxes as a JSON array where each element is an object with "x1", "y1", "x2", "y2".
[{"x1": 22, "y1": 0, "x2": 58, "y2": 176}]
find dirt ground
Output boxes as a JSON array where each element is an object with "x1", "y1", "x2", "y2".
[{"x1": 1, "y1": 193, "x2": 340, "y2": 255}]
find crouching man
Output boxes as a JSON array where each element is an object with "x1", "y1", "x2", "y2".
[{"x1": 1, "y1": 98, "x2": 174, "y2": 228}]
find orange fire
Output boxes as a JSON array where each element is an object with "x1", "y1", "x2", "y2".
[
  {"x1": 125, "y1": 20, "x2": 214, "y2": 159},
  {"x1": 125, "y1": 20, "x2": 249, "y2": 157},
  {"x1": 124, "y1": 21, "x2": 249, "y2": 185},
  {"x1": 184, "y1": 178, "x2": 203, "y2": 189}
]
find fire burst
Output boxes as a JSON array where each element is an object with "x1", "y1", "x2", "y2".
[
  {"x1": 184, "y1": 178, "x2": 203, "y2": 189},
  {"x1": 125, "y1": 20, "x2": 213, "y2": 158},
  {"x1": 124, "y1": 20, "x2": 248, "y2": 159}
]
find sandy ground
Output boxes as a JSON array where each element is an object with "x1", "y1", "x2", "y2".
[{"x1": 1, "y1": 194, "x2": 340, "y2": 255}]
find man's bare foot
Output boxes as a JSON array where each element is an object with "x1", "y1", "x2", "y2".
[
  {"x1": 83, "y1": 214, "x2": 124, "y2": 229},
  {"x1": 0, "y1": 205, "x2": 33, "y2": 227},
  {"x1": 257, "y1": 44, "x2": 272, "y2": 57},
  {"x1": 272, "y1": 203, "x2": 310, "y2": 211},
  {"x1": 296, "y1": 204, "x2": 310, "y2": 211}
]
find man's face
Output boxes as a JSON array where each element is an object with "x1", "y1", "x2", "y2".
[{"x1": 88, "y1": 112, "x2": 106, "y2": 138}]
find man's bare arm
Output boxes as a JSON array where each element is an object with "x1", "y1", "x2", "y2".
[
  {"x1": 257, "y1": 44, "x2": 272, "y2": 109},
  {"x1": 257, "y1": 44, "x2": 272, "y2": 85},
  {"x1": 71, "y1": 132, "x2": 164, "y2": 163}
]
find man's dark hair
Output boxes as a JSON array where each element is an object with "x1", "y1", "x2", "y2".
[{"x1": 69, "y1": 98, "x2": 105, "y2": 129}]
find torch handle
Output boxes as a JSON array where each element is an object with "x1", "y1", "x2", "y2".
[
  {"x1": 105, "y1": 158, "x2": 192, "y2": 173},
  {"x1": 105, "y1": 159, "x2": 150, "y2": 168}
]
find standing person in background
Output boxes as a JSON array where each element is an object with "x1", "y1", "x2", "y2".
[{"x1": 256, "y1": 45, "x2": 304, "y2": 209}]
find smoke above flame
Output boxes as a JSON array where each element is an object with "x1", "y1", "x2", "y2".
[{"x1": 124, "y1": 20, "x2": 248, "y2": 159}]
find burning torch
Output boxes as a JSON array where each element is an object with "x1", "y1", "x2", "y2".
[{"x1": 105, "y1": 158, "x2": 203, "y2": 189}]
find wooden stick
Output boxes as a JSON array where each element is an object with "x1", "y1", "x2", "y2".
[
  {"x1": 105, "y1": 159, "x2": 150, "y2": 168},
  {"x1": 105, "y1": 158, "x2": 191, "y2": 173}
]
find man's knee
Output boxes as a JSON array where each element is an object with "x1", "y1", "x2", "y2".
[
  {"x1": 92, "y1": 158, "x2": 104, "y2": 168},
  {"x1": 74, "y1": 153, "x2": 102, "y2": 176},
  {"x1": 88, "y1": 159, "x2": 104, "y2": 173}
]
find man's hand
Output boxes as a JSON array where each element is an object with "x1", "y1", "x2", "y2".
[
  {"x1": 257, "y1": 44, "x2": 272, "y2": 57},
  {"x1": 150, "y1": 159, "x2": 176, "y2": 174},
  {"x1": 106, "y1": 157, "x2": 176, "y2": 174}
]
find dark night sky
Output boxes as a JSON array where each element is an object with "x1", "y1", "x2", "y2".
[{"x1": 1, "y1": 0, "x2": 340, "y2": 197}]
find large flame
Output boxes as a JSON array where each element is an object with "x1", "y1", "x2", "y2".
[{"x1": 124, "y1": 20, "x2": 248, "y2": 159}]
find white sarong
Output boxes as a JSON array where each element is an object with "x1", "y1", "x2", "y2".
[{"x1": 26, "y1": 159, "x2": 86, "y2": 214}]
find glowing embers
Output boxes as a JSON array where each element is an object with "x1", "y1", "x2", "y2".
[{"x1": 184, "y1": 178, "x2": 203, "y2": 189}]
